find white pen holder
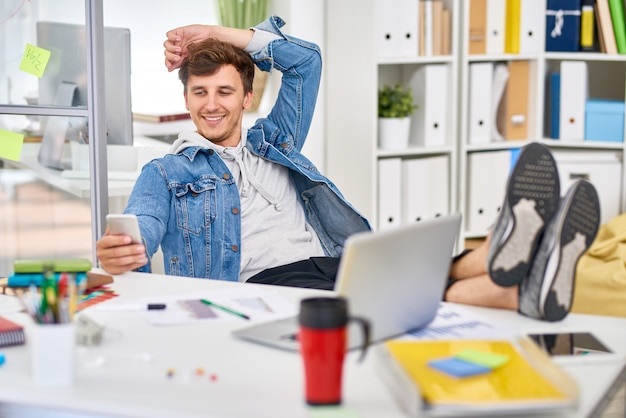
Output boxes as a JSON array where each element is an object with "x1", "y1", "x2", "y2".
[{"x1": 30, "y1": 323, "x2": 76, "y2": 386}]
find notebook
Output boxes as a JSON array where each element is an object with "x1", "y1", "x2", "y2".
[
  {"x1": 233, "y1": 213, "x2": 462, "y2": 351},
  {"x1": 0, "y1": 317, "x2": 26, "y2": 347}
]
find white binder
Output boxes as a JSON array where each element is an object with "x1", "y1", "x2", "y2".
[
  {"x1": 559, "y1": 61, "x2": 588, "y2": 141},
  {"x1": 422, "y1": 0, "x2": 434, "y2": 56},
  {"x1": 468, "y1": 62, "x2": 494, "y2": 144},
  {"x1": 378, "y1": 158, "x2": 403, "y2": 230},
  {"x1": 485, "y1": 0, "x2": 506, "y2": 54},
  {"x1": 402, "y1": 156, "x2": 449, "y2": 224},
  {"x1": 467, "y1": 150, "x2": 512, "y2": 233},
  {"x1": 409, "y1": 64, "x2": 448, "y2": 147},
  {"x1": 519, "y1": 0, "x2": 544, "y2": 53},
  {"x1": 553, "y1": 150, "x2": 622, "y2": 225},
  {"x1": 376, "y1": 0, "x2": 419, "y2": 58}
]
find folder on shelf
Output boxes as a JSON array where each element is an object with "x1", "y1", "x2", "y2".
[
  {"x1": 505, "y1": 0, "x2": 522, "y2": 53},
  {"x1": 596, "y1": 0, "x2": 618, "y2": 53},
  {"x1": 608, "y1": 0, "x2": 626, "y2": 53},
  {"x1": 486, "y1": 0, "x2": 506, "y2": 54},
  {"x1": 376, "y1": 0, "x2": 419, "y2": 58},
  {"x1": 469, "y1": 0, "x2": 487, "y2": 54},
  {"x1": 431, "y1": 0, "x2": 444, "y2": 55},
  {"x1": 441, "y1": 6, "x2": 452, "y2": 55},
  {"x1": 491, "y1": 63, "x2": 509, "y2": 141},
  {"x1": 378, "y1": 158, "x2": 402, "y2": 231},
  {"x1": 468, "y1": 62, "x2": 494, "y2": 144},
  {"x1": 520, "y1": 0, "x2": 544, "y2": 53},
  {"x1": 402, "y1": 156, "x2": 449, "y2": 224},
  {"x1": 409, "y1": 64, "x2": 448, "y2": 147},
  {"x1": 545, "y1": 0, "x2": 582, "y2": 52},
  {"x1": 467, "y1": 150, "x2": 513, "y2": 233},
  {"x1": 496, "y1": 60, "x2": 529, "y2": 141},
  {"x1": 422, "y1": 0, "x2": 434, "y2": 56},
  {"x1": 559, "y1": 61, "x2": 588, "y2": 141},
  {"x1": 580, "y1": 0, "x2": 596, "y2": 51},
  {"x1": 548, "y1": 72, "x2": 561, "y2": 139}
]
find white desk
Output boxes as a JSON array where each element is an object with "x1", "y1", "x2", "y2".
[{"x1": 0, "y1": 271, "x2": 625, "y2": 418}]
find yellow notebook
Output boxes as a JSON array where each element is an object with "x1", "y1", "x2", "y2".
[{"x1": 375, "y1": 338, "x2": 578, "y2": 416}]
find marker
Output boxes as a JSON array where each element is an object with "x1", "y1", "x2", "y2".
[
  {"x1": 200, "y1": 299, "x2": 249, "y2": 320},
  {"x1": 147, "y1": 303, "x2": 166, "y2": 310}
]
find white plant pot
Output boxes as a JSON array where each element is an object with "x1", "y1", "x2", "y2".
[{"x1": 378, "y1": 117, "x2": 411, "y2": 150}]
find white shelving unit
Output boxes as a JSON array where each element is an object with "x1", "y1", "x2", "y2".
[
  {"x1": 458, "y1": 0, "x2": 626, "y2": 244},
  {"x1": 326, "y1": 0, "x2": 460, "y2": 237}
]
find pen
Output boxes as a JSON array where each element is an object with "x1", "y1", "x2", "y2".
[
  {"x1": 200, "y1": 299, "x2": 250, "y2": 320},
  {"x1": 147, "y1": 303, "x2": 166, "y2": 310}
]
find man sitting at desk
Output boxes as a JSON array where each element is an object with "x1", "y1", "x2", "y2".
[
  {"x1": 96, "y1": 17, "x2": 600, "y2": 322},
  {"x1": 97, "y1": 16, "x2": 370, "y2": 289}
]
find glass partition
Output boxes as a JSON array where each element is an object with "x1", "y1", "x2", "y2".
[{"x1": 0, "y1": 0, "x2": 221, "y2": 276}]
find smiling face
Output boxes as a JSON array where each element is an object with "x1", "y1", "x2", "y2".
[{"x1": 184, "y1": 65, "x2": 253, "y2": 147}]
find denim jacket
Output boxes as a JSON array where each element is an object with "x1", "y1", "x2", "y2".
[{"x1": 126, "y1": 16, "x2": 371, "y2": 280}]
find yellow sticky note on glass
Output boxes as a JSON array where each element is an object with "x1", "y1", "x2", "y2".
[
  {"x1": 0, "y1": 130, "x2": 25, "y2": 161},
  {"x1": 19, "y1": 43, "x2": 51, "y2": 78}
]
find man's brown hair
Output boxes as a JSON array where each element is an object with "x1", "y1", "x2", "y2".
[{"x1": 178, "y1": 39, "x2": 255, "y2": 94}]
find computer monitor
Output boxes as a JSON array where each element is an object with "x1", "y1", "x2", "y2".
[{"x1": 36, "y1": 21, "x2": 133, "y2": 169}]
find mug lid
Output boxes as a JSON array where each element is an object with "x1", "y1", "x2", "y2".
[{"x1": 299, "y1": 297, "x2": 348, "y2": 329}]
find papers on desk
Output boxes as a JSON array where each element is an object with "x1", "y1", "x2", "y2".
[
  {"x1": 407, "y1": 302, "x2": 518, "y2": 340},
  {"x1": 88, "y1": 286, "x2": 297, "y2": 326}
]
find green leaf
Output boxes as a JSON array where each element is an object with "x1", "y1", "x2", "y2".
[{"x1": 377, "y1": 84, "x2": 418, "y2": 118}]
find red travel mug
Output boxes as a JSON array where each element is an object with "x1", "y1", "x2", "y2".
[{"x1": 299, "y1": 297, "x2": 370, "y2": 406}]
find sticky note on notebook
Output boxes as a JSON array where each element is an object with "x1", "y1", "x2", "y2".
[
  {"x1": 454, "y1": 349, "x2": 509, "y2": 369},
  {"x1": 0, "y1": 130, "x2": 24, "y2": 161},
  {"x1": 428, "y1": 358, "x2": 492, "y2": 378},
  {"x1": 19, "y1": 43, "x2": 51, "y2": 78}
]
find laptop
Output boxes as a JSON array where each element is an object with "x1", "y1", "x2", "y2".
[{"x1": 232, "y1": 213, "x2": 462, "y2": 351}]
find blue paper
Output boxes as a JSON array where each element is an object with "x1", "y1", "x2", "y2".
[{"x1": 428, "y1": 358, "x2": 492, "y2": 378}]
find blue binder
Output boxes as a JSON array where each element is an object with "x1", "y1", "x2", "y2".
[
  {"x1": 545, "y1": 0, "x2": 582, "y2": 51},
  {"x1": 549, "y1": 73, "x2": 561, "y2": 139}
]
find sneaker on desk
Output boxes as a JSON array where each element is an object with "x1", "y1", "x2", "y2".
[
  {"x1": 519, "y1": 179, "x2": 601, "y2": 322},
  {"x1": 487, "y1": 142, "x2": 561, "y2": 287}
]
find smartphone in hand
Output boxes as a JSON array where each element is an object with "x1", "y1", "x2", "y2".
[{"x1": 106, "y1": 214, "x2": 142, "y2": 244}]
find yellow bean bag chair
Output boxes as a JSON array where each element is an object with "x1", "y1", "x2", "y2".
[{"x1": 572, "y1": 213, "x2": 626, "y2": 317}]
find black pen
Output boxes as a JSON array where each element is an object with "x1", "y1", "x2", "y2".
[{"x1": 147, "y1": 303, "x2": 166, "y2": 310}]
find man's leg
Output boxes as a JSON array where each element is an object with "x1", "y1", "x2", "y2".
[
  {"x1": 445, "y1": 274, "x2": 518, "y2": 310},
  {"x1": 445, "y1": 143, "x2": 600, "y2": 322}
]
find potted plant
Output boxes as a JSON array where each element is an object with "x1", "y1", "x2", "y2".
[
  {"x1": 378, "y1": 84, "x2": 417, "y2": 150},
  {"x1": 217, "y1": 0, "x2": 270, "y2": 112}
]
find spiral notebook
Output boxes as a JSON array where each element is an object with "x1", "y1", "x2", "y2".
[{"x1": 0, "y1": 317, "x2": 25, "y2": 347}]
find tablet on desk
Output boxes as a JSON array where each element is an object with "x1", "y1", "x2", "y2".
[{"x1": 528, "y1": 332, "x2": 618, "y2": 363}]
